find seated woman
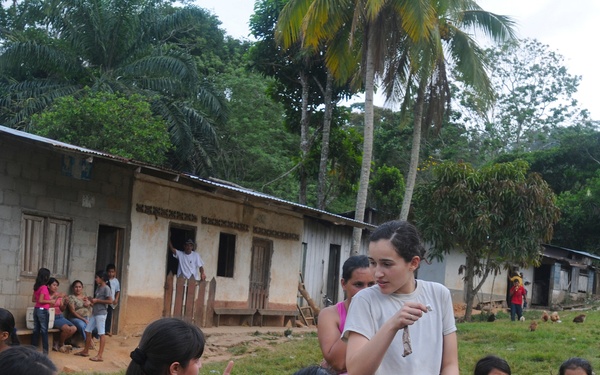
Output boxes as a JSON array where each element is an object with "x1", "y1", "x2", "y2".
[
  {"x1": 48, "y1": 277, "x2": 77, "y2": 352},
  {"x1": 318, "y1": 255, "x2": 375, "y2": 374},
  {"x1": 66, "y1": 280, "x2": 92, "y2": 345}
]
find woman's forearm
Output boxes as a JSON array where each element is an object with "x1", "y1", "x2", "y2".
[{"x1": 347, "y1": 322, "x2": 399, "y2": 375}]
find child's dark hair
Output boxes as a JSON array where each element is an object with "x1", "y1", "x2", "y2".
[
  {"x1": 126, "y1": 318, "x2": 205, "y2": 375},
  {"x1": 369, "y1": 220, "x2": 425, "y2": 263},
  {"x1": 106, "y1": 263, "x2": 116, "y2": 272},
  {"x1": 559, "y1": 357, "x2": 593, "y2": 375},
  {"x1": 47, "y1": 277, "x2": 59, "y2": 287},
  {"x1": 342, "y1": 255, "x2": 370, "y2": 281},
  {"x1": 96, "y1": 270, "x2": 109, "y2": 283},
  {"x1": 0, "y1": 308, "x2": 20, "y2": 346},
  {"x1": 474, "y1": 355, "x2": 511, "y2": 375},
  {"x1": 33, "y1": 268, "x2": 51, "y2": 291},
  {"x1": 293, "y1": 365, "x2": 335, "y2": 375},
  {"x1": 0, "y1": 345, "x2": 57, "y2": 374}
]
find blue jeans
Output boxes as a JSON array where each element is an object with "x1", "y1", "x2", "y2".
[
  {"x1": 69, "y1": 317, "x2": 88, "y2": 342},
  {"x1": 32, "y1": 308, "x2": 49, "y2": 354},
  {"x1": 511, "y1": 303, "x2": 523, "y2": 321}
]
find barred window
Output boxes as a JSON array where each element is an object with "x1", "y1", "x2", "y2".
[{"x1": 21, "y1": 214, "x2": 71, "y2": 278}]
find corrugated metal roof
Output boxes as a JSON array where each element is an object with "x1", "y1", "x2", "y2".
[
  {"x1": 543, "y1": 243, "x2": 600, "y2": 261},
  {"x1": 1, "y1": 125, "x2": 373, "y2": 229}
]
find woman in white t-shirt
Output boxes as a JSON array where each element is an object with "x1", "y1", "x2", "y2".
[{"x1": 343, "y1": 220, "x2": 459, "y2": 375}]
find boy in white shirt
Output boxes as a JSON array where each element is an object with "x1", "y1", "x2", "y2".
[{"x1": 105, "y1": 263, "x2": 120, "y2": 337}]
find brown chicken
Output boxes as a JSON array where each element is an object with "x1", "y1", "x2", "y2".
[
  {"x1": 550, "y1": 312, "x2": 560, "y2": 322},
  {"x1": 529, "y1": 320, "x2": 538, "y2": 331},
  {"x1": 541, "y1": 311, "x2": 549, "y2": 322},
  {"x1": 573, "y1": 314, "x2": 586, "y2": 323}
]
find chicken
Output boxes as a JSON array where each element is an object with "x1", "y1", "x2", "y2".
[
  {"x1": 550, "y1": 311, "x2": 560, "y2": 323},
  {"x1": 487, "y1": 313, "x2": 496, "y2": 322},
  {"x1": 573, "y1": 314, "x2": 586, "y2": 323},
  {"x1": 529, "y1": 320, "x2": 538, "y2": 331},
  {"x1": 541, "y1": 311, "x2": 549, "y2": 322}
]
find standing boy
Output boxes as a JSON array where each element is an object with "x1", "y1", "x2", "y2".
[
  {"x1": 105, "y1": 264, "x2": 120, "y2": 337},
  {"x1": 75, "y1": 270, "x2": 112, "y2": 362},
  {"x1": 168, "y1": 238, "x2": 206, "y2": 281}
]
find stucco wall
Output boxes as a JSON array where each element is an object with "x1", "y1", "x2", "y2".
[
  {"x1": 124, "y1": 175, "x2": 303, "y2": 328},
  {"x1": 0, "y1": 137, "x2": 132, "y2": 327}
]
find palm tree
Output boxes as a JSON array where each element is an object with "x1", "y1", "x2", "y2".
[
  {"x1": 383, "y1": 0, "x2": 516, "y2": 220},
  {"x1": 0, "y1": 0, "x2": 225, "y2": 175},
  {"x1": 278, "y1": 0, "x2": 437, "y2": 252}
]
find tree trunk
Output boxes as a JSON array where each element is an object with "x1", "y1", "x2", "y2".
[
  {"x1": 298, "y1": 282, "x2": 321, "y2": 316},
  {"x1": 464, "y1": 255, "x2": 477, "y2": 321},
  {"x1": 299, "y1": 71, "x2": 310, "y2": 205},
  {"x1": 351, "y1": 34, "x2": 376, "y2": 254},
  {"x1": 399, "y1": 77, "x2": 426, "y2": 221},
  {"x1": 317, "y1": 71, "x2": 334, "y2": 210}
]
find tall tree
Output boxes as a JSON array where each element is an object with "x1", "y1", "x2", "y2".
[
  {"x1": 414, "y1": 160, "x2": 560, "y2": 320},
  {"x1": 0, "y1": 0, "x2": 225, "y2": 175},
  {"x1": 457, "y1": 38, "x2": 590, "y2": 159},
  {"x1": 277, "y1": 0, "x2": 436, "y2": 252},
  {"x1": 382, "y1": 0, "x2": 516, "y2": 220}
]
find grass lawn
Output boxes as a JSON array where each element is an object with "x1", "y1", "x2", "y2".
[{"x1": 202, "y1": 307, "x2": 600, "y2": 375}]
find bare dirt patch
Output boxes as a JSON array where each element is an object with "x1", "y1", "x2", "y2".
[{"x1": 50, "y1": 326, "x2": 317, "y2": 374}]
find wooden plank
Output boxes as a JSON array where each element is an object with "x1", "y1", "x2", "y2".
[
  {"x1": 205, "y1": 278, "x2": 216, "y2": 328},
  {"x1": 184, "y1": 279, "x2": 196, "y2": 322},
  {"x1": 194, "y1": 280, "x2": 207, "y2": 327},
  {"x1": 163, "y1": 273, "x2": 174, "y2": 317},
  {"x1": 173, "y1": 276, "x2": 186, "y2": 318}
]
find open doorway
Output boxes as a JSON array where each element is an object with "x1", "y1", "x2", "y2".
[
  {"x1": 96, "y1": 225, "x2": 124, "y2": 334},
  {"x1": 167, "y1": 225, "x2": 197, "y2": 276},
  {"x1": 326, "y1": 244, "x2": 341, "y2": 305}
]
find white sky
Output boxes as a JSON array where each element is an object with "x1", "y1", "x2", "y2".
[{"x1": 195, "y1": 0, "x2": 600, "y2": 120}]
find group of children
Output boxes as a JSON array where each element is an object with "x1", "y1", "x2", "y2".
[{"x1": 28, "y1": 263, "x2": 120, "y2": 362}]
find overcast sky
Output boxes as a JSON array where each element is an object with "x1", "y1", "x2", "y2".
[{"x1": 195, "y1": 0, "x2": 600, "y2": 119}]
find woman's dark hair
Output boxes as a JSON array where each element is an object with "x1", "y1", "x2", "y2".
[
  {"x1": 342, "y1": 255, "x2": 370, "y2": 281},
  {"x1": 47, "y1": 277, "x2": 59, "y2": 288},
  {"x1": 0, "y1": 345, "x2": 57, "y2": 375},
  {"x1": 559, "y1": 357, "x2": 593, "y2": 375},
  {"x1": 0, "y1": 308, "x2": 20, "y2": 346},
  {"x1": 369, "y1": 220, "x2": 425, "y2": 263},
  {"x1": 293, "y1": 365, "x2": 335, "y2": 375},
  {"x1": 33, "y1": 268, "x2": 51, "y2": 291},
  {"x1": 70, "y1": 280, "x2": 83, "y2": 293},
  {"x1": 126, "y1": 318, "x2": 205, "y2": 375},
  {"x1": 474, "y1": 355, "x2": 511, "y2": 375}
]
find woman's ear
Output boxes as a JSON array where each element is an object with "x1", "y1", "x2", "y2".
[
  {"x1": 169, "y1": 362, "x2": 181, "y2": 375},
  {"x1": 410, "y1": 256, "x2": 421, "y2": 271}
]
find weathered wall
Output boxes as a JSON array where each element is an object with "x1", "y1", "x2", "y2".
[
  {"x1": 123, "y1": 175, "x2": 304, "y2": 329},
  {"x1": 0, "y1": 136, "x2": 132, "y2": 327}
]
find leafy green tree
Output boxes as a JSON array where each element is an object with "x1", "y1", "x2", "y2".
[
  {"x1": 29, "y1": 91, "x2": 170, "y2": 164},
  {"x1": 369, "y1": 165, "x2": 405, "y2": 221},
  {"x1": 457, "y1": 39, "x2": 590, "y2": 159},
  {"x1": 414, "y1": 160, "x2": 560, "y2": 320},
  {"x1": 0, "y1": 0, "x2": 225, "y2": 175}
]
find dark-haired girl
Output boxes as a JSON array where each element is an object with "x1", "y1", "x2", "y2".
[
  {"x1": 318, "y1": 255, "x2": 374, "y2": 373},
  {"x1": 343, "y1": 220, "x2": 458, "y2": 375},
  {"x1": 126, "y1": 318, "x2": 234, "y2": 375},
  {"x1": 74, "y1": 270, "x2": 112, "y2": 361},
  {"x1": 0, "y1": 308, "x2": 20, "y2": 352},
  {"x1": 32, "y1": 267, "x2": 57, "y2": 354}
]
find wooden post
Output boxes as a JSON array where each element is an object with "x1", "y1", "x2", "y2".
[
  {"x1": 163, "y1": 273, "x2": 174, "y2": 317},
  {"x1": 205, "y1": 277, "x2": 216, "y2": 328},
  {"x1": 298, "y1": 281, "x2": 320, "y2": 316},
  {"x1": 194, "y1": 280, "x2": 207, "y2": 327},
  {"x1": 173, "y1": 277, "x2": 186, "y2": 318}
]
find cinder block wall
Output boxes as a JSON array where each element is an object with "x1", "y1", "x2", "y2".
[{"x1": 0, "y1": 136, "x2": 132, "y2": 327}]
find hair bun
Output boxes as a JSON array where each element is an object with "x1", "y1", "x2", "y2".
[{"x1": 130, "y1": 348, "x2": 147, "y2": 366}]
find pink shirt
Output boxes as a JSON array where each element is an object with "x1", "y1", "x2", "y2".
[{"x1": 34, "y1": 285, "x2": 51, "y2": 309}]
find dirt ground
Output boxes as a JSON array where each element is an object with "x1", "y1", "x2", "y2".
[{"x1": 50, "y1": 325, "x2": 318, "y2": 374}]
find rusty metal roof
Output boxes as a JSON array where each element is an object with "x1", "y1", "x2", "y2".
[{"x1": 1, "y1": 125, "x2": 373, "y2": 229}]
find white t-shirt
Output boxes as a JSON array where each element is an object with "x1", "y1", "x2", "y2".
[
  {"x1": 173, "y1": 249, "x2": 204, "y2": 281},
  {"x1": 342, "y1": 280, "x2": 456, "y2": 375},
  {"x1": 108, "y1": 277, "x2": 121, "y2": 309}
]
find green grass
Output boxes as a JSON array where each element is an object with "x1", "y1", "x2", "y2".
[{"x1": 61, "y1": 308, "x2": 600, "y2": 375}]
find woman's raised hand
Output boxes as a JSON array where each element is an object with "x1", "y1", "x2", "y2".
[{"x1": 223, "y1": 360, "x2": 234, "y2": 375}]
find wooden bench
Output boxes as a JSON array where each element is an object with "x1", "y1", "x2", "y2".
[
  {"x1": 16, "y1": 328, "x2": 61, "y2": 348},
  {"x1": 213, "y1": 308, "x2": 257, "y2": 327},
  {"x1": 257, "y1": 309, "x2": 298, "y2": 327}
]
